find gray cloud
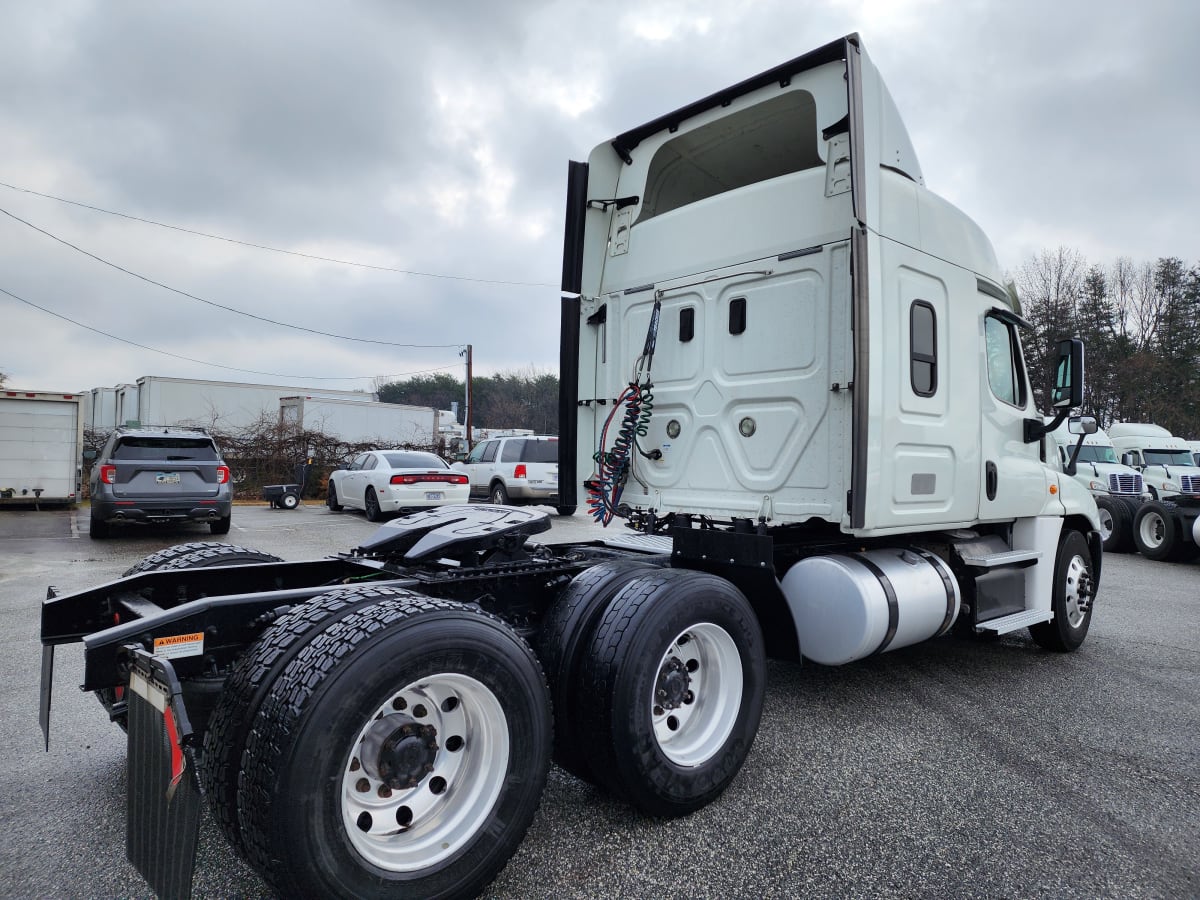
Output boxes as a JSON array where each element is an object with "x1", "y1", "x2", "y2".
[{"x1": 2, "y1": 0, "x2": 1197, "y2": 393}]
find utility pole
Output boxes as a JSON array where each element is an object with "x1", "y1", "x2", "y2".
[{"x1": 463, "y1": 344, "x2": 473, "y2": 449}]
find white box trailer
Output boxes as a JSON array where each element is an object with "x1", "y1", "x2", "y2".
[
  {"x1": 279, "y1": 396, "x2": 441, "y2": 446},
  {"x1": 0, "y1": 389, "x2": 84, "y2": 505},
  {"x1": 132, "y1": 376, "x2": 373, "y2": 431}
]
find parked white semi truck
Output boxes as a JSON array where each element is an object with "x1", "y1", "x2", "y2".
[
  {"x1": 40, "y1": 35, "x2": 1102, "y2": 899},
  {"x1": 1046, "y1": 419, "x2": 1147, "y2": 552},
  {"x1": 1107, "y1": 422, "x2": 1200, "y2": 560}
]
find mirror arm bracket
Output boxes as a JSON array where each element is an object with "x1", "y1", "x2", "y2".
[{"x1": 1024, "y1": 409, "x2": 1070, "y2": 444}]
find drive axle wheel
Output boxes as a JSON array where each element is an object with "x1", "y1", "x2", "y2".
[
  {"x1": 578, "y1": 569, "x2": 765, "y2": 817},
  {"x1": 200, "y1": 585, "x2": 418, "y2": 858},
  {"x1": 238, "y1": 597, "x2": 551, "y2": 899}
]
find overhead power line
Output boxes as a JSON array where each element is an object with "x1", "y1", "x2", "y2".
[
  {"x1": 0, "y1": 179, "x2": 557, "y2": 287},
  {"x1": 0, "y1": 284, "x2": 461, "y2": 382},
  {"x1": 0, "y1": 205, "x2": 462, "y2": 350}
]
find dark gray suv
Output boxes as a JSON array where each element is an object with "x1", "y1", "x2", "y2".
[{"x1": 88, "y1": 426, "x2": 232, "y2": 538}]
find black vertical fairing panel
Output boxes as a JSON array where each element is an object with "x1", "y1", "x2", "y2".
[
  {"x1": 846, "y1": 38, "x2": 870, "y2": 531},
  {"x1": 559, "y1": 160, "x2": 588, "y2": 509}
]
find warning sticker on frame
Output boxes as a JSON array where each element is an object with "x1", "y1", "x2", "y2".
[{"x1": 152, "y1": 632, "x2": 205, "y2": 660}]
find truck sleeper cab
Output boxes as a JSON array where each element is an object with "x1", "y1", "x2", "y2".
[{"x1": 41, "y1": 34, "x2": 1102, "y2": 900}]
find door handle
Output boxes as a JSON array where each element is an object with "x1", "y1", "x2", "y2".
[{"x1": 985, "y1": 461, "x2": 998, "y2": 501}]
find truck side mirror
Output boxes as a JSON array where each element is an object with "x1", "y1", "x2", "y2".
[
  {"x1": 1051, "y1": 338, "x2": 1085, "y2": 409},
  {"x1": 1068, "y1": 415, "x2": 1097, "y2": 435},
  {"x1": 1120, "y1": 452, "x2": 1137, "y2": 468},
  {"x1": 1023, "y1": 338, "x2": 1086, "y2": 443},
  {"x1": 82, "y1": 449, "x2": 98, "y2": 462}
]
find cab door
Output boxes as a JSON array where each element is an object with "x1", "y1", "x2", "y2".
[{"x1": 978, "y1": 312, "x2": 1052, "y2": 521}]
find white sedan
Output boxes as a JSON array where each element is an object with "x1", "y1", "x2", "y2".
[{"x1": 326, "y1": 450, "x2": 469, "y2": 521}]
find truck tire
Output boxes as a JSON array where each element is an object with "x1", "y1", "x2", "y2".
[
  {"x1": 155, "y1": 543, "x2": 284, "y2": 571},
  {"x1": 101, "y1": 543, "x2": 284, "y2": 731},
  {"x1": 238, "y1": 596, "x2": 551, "y2": 899},
  {"x1": 556, "y1": 505, "x2": 577, "y2": 517},
  {"x1": 122, "y1": 541, "x2": 274, "y2": 577},
  {"x1": 537, "y1": 559, "x2": 658, "y2": 780},
  {"x1": 489, "y1": 482, "x2": 510, "y2": 505},
  {"x1": 577, "y1": 569, "x2": 766, "y2": 816},
  {"x1": 200, "y1": 585, "x2": 419, "y2": 857},
  {"x1": 1095, "y1": 495, "x2": 1130, "y2": 554},
  {"x1": 364, "y1": 487, "x2": 384, "y2": 522},
  {"x1": 1133, "y1": 500, "x2": 1180, "y2": 561},
  {"x1": 327, "y1": 482, "x2": 344, "y2": 511},
  {"x1": 209, "y1": 515, "x2": 232, "y2": 535},
  {"x1": 88, "y1": 514, "x2": 109, "y2": 539},
  {"x1": 1029, "y1": 529, "x2": 1095, "y2": 651}
]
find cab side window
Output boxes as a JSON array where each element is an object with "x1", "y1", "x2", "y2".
[
  {"x1": 984, "y1": 315, "x2": 1027, "y2": 408},
  {"x1": 910, "y1": 301, "x2": 937, "y2": 396},
  {"x1": 480, "y1": 441, "x2": 499, "y2": 463},
  {"x1": 465, "y1": 443, "x2": 488, "y2": 464}
]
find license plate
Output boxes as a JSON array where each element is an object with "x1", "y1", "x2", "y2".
[
  {"x1": 156, "y1": 473, "x2": 181, "y2": 485},
  {"x1": 425, "y1": 492, "x2": 444, "y2": 501}
]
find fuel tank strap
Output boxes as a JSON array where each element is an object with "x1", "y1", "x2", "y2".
[
  {"x1": 914, "y1": 549, "x2": 959, "y2": 637},
  {"x1": 848, "y1": 553, "x2": 898, "y2": 655}
]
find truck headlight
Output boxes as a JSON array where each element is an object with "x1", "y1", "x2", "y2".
[{"x1": 1087, "y1": 480, "x2": 1107, "y2": 492}]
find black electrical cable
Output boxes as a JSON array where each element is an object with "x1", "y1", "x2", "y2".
[
  {"x1": 0, "y1": 205, "x2": 463, "y2": 349},
  {"x1": 0, "y1": 284, "x2": 460, "y2": 382},
  {"x1": 0, "y1": 179, "x2": 556, "y2": 287}
]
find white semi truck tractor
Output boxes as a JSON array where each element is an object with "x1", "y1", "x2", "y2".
[
  {"x1": 1046, "y1": 419, "x2": 1148, "y2": 552},
  {"x1": 40, "y1": 34, "x2": 1102, "y2": 899},
  {"x1": 1107, "y1": 422, "x2": 1200, "y2": 560}
]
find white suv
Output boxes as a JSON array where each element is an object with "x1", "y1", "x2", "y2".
[{"x1": 454, "y1": 435, "x2": 573, "y2": 514}]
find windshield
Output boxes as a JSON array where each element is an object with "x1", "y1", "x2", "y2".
[
  {"x1": 1143, "y1": 449, "x2": 1196, "y2": 466},
  {"x1": 1075, "y1": 445, "x2": 1118, "y2": 465}
]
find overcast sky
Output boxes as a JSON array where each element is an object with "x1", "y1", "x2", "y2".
[{"x1": 2, "y1": 1, "x2": 1196, "y2": 394}]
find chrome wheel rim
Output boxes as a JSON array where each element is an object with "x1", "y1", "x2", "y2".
[
  {"x1": 341, "y1": 673, "x2": 509, "y2": 872},
  {"x1": 1062, "y1": 554, "x2": 1091, "y2": 629},
  {"x1": 650, "y1": 623, "x2": 742, "y2": 767}
]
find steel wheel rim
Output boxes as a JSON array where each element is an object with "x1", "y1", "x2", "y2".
[
  {"x1": 1062, "y1": 554, "x2": 1090, "y2": 629},
  {"x1": 341, "y1": 672, "x2": 509, "y2": 872},
  {"x1": 1139, "y1": 512, "x2": 1166, "y2": 549},
  {"x1": 1097, "y1": 507, "x2": 1114, "y2": 541},
  {"x1": 650, "y1": 623, "x2": 742, "y2": 767}
]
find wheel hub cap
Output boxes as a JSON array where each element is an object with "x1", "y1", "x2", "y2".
[
  {"x1": 360, "y1": 718, "x2": 439, "y2": 789},
  {"x1": 655, "y1": 657, "x2": 691, "y2": 711}
]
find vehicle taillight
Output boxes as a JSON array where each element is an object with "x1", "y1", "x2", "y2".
[
  {"x1": 99, "y1": 465, "x2": 117, "y2": 484},
  {"x1": 216, "y1": 465, "x2": 230, "y2": 484},
  {"x1": 390, "y1": 473, "x2": 469, "y2": 485},
  {"x1": 513, "y1": 464, "x2": 527, "y2": 479}
]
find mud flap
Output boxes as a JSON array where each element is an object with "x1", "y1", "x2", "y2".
[{"x1": 125, "y1": 648, "x2": 201, "y2": 900}]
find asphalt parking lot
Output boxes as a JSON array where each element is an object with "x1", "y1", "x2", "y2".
[{"x1": 0, "y1": 502, "x2": 1196, "y2": 899}]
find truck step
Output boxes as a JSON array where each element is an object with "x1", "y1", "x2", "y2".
[
  {"x1": 977, "y1": 608, "x2": 1052, "y2": 634},
  {"x1": 960, "y1": 549, "x2": 1040, "y2": 568}
]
